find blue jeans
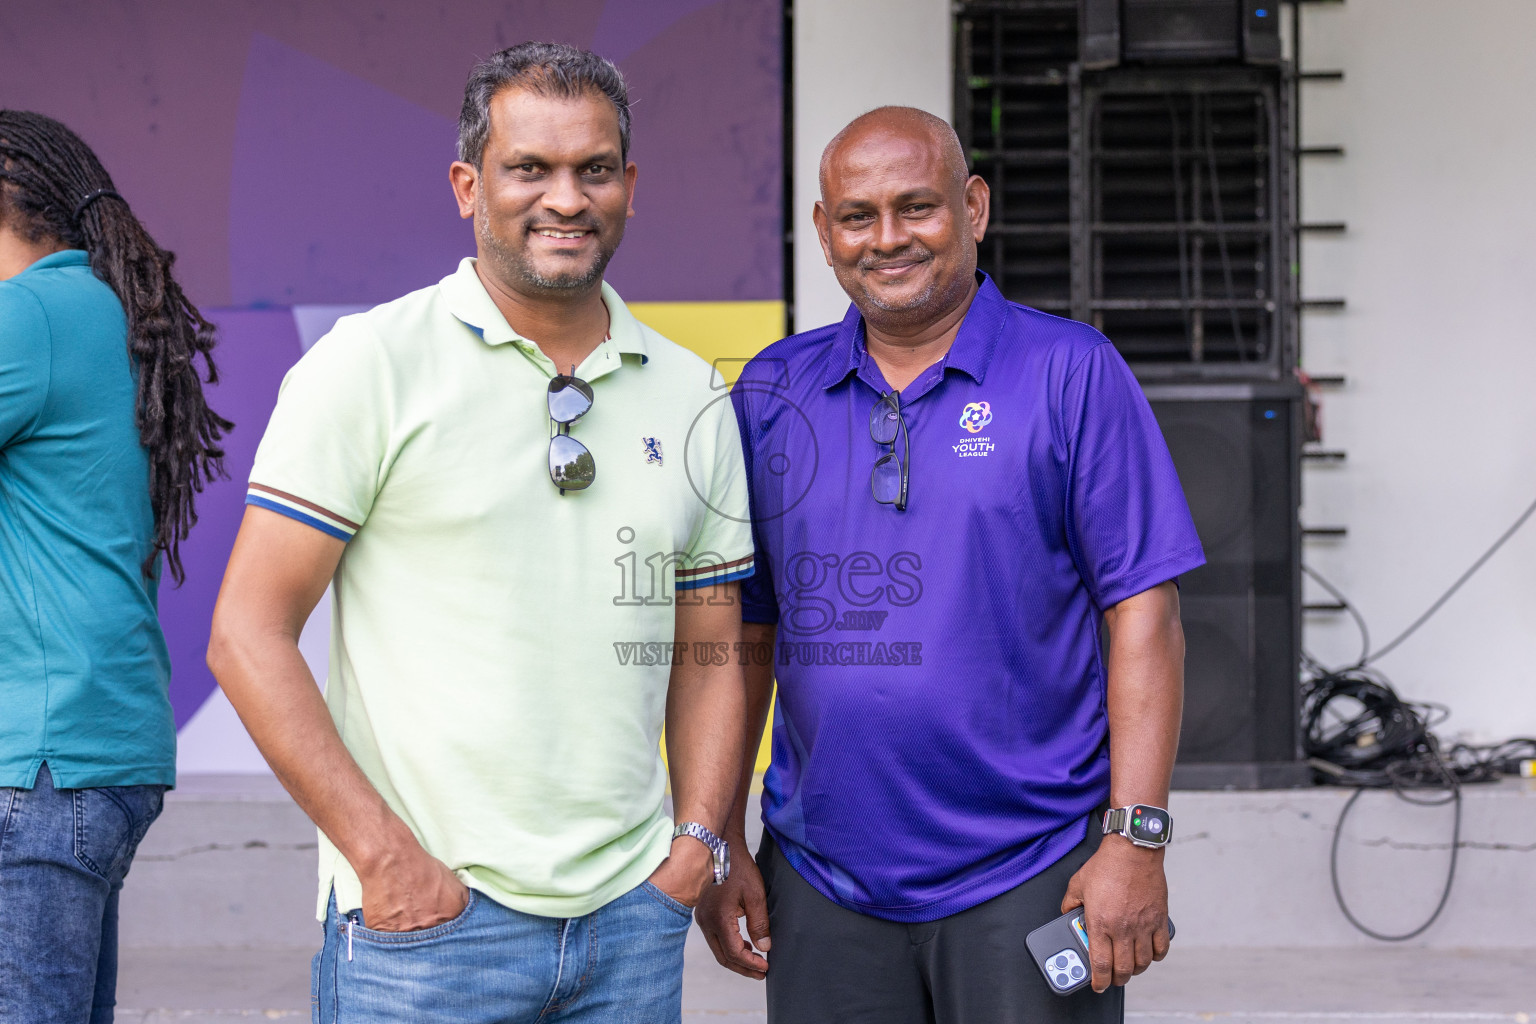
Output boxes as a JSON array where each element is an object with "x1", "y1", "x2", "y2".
[
  {"x1": 0, "y1": 763, "x2": 166, "y2": 1024},
  {"x1": 313, "y1": 879, "x2": 694, "y2": 1023}
]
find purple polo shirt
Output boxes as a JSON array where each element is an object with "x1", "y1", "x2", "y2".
[{"x1": 731, "y1": 273, "x2": 1204, "y2": 922}]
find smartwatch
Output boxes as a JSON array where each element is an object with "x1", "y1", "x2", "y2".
[
  {"x1": 673, "y1": 821, "x2": 731, "y2": 884},
  {"x1": 1101, "y1": 804, "x2": 1173, "y2": 848}
]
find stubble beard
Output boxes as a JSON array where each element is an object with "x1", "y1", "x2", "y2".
[
  {"x1": 847, "y1": 244, "x2": 939, "y2": 319},
  {"x1": 477, "y1": 201, "x2": 622, "y2": 295}
]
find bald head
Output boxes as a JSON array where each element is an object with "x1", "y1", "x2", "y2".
[
  {"x1": 811, "y1": 105, "x2": 989, "y2": 334},
  {"x1": 819, "y1": 106, "x2": 968, "y2": 199}
]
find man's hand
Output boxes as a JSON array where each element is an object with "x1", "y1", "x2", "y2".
[
  {"x1": 695, "y1": 833, "x2": 770, "y2": 979},
  {"x1": 357, "y1": 842, "x2": 470, "y2": 933},
  {"x1": 647, "y1": 836, "x2": 715, "y2": 910},
  {"x1": 1060, "y1": 836, "x2": 1171, "y2": 992}
]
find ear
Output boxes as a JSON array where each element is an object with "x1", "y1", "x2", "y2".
[
  {"x1": 964, "y1": 174, "x2": 990, "y2": 243},
  {"x1": 624, "y1": 160, "x2": 638, "y2": 220},
  {"x1": 449, "y1": 161, "x2": 479, "y2": 220},
  {"x1": 812, "y1": 201, "x2": 834, "y2": 267}
]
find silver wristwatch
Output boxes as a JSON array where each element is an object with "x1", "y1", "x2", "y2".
[
  {"x1": 673, "y1": 821, "x2": 730, "y2": 884},
  {"x1": 1102, "y1": 804, "x2": 1173, "y2": 848}
]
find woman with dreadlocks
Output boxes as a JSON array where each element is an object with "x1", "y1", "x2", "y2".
[{"x1": 0, "y1": 110, "x2": 230, "y2": 1021}]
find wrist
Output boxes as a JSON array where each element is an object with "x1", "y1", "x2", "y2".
[
  {"x1": 348, "y1": 817, "x2": 422, "y2": 878},
  {"x1": 669, "y1": 835, "x2": 714, "y2": 881},
  {"x1": 1101, "y1": 831, "x2": 1165, "y2": 858}
]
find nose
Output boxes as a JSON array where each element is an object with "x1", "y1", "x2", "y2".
[
  {"x1": 541, "y1": 169, "x2": 589, "y2": 219},
  {"x1": 872, "y1": 210, "x2": 913, "y2": 254}
]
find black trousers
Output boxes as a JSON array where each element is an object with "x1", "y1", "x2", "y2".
[{"x1": 758, "y1": 823, "x2": 1124, "y2": 1024}]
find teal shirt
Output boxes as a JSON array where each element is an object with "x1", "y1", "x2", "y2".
[{"x1": 0, "y1": 250, "x2": 174, "y2": 788}]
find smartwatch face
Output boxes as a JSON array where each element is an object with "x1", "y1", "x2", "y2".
[{"x1": 1128, "y1": 806, "x2": 1169, "y2": 845}]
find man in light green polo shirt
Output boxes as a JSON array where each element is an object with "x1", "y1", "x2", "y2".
[{"x1": 208, "y1": 43, "x2": 752, "y2": 1023}]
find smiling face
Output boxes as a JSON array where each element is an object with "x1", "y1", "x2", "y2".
[
  {"x1": 814, "y1": 111, "x2": 989, "y2": 331},
  {"x1": 452, "y1": 85, "x2": 636, "y2": 300}
]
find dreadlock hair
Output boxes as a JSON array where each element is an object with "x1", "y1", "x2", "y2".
[{"x1": 0, "y1": 111, "x2": 231, "y2": 584}]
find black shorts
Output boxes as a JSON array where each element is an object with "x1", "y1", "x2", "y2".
[{"x1": 758, "y1": 821, "x2": 1124, "y2": 1024}]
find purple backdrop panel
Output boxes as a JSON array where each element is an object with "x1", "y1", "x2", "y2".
[
  {"x1": 0, "y1": 0, "x2": 778, "y2": 307},
  {"x1": 590, "y1": 0, "x2": 727, "y2": 61},
  {"x1": 229, "y1": 34, "x2": 474, "y2": 306},
  {"x1": 604, "y1": 0, "x2": 783, "y2": 301},
  {"x1": 157, "y1": 310, "x2": 302, "y2": 728},
  {"x1": 0, "y1": 0, "x2": 607, "y2": 306}
]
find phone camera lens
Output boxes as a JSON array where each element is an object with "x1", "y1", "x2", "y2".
[{"x1": 1071, "y1": 964, "x2": 1085, "y2": 980}]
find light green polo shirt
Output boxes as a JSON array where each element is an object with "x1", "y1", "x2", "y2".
[{"x1": 246, "y1": 258, "x2": 754, "y2": 920}]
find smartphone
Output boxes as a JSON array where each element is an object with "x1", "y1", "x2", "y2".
[{"x1": 1024, "y1": 908, "x2": 1174, "y2": 996}]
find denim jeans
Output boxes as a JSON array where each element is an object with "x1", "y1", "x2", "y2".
[
  {"x1": 313, "y1": 878, "x2": 694, "y2": 1023},
  {"x1": 0, "y1": 763, "x2": 166, "y2": 1024}
]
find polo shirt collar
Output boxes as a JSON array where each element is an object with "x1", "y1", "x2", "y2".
[
  {"x1": 440, "y1": 256, "x2": 649, "y2": 364},
  {"x1": 820, "y1": 270, "x2": 1009, "y2": 391}
]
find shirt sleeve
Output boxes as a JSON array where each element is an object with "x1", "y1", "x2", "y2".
[
  {"x1": 246, "y1": 317, "x2": 391, "y2": 541},
  {"x1": 730, "y1": 378, "x2": 780, "y2": 624},
  {"x1": 0, "y1": 284, "x2": 52, "y2": 449},
  {"x1": 674, "y1": 382, "x2": 756, "y2": 591},
  {"x1": 1062, "y1": 341, "x2": 1206, "y2": 609}
]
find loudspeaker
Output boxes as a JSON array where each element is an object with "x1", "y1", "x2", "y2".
[
  {"x1": 1143, "y1": 381, "x2": 1307, "y2": 789},
  {"x1": 1079, "y1": 0, "x2": 1281, "y2": 66}
]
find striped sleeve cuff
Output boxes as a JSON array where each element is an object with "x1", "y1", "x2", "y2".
[
  {"x1": 674, "y1": 554, "x2": 755, "y2": 591},
  {"x1": 245, "y1": 483, "x2": 359, "y2": 541}
]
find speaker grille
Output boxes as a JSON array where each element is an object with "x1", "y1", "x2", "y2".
[{"x1": 1146, "y1": 386, "x2": 1300, "y2": 766}]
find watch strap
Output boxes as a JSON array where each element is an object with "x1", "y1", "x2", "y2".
[
  {"x1": 672, "y1": 821, "x2": 729, "y2": 884},
  {"x1": 1102, "y1": 807, "x2": 1128, "y2": 835}
]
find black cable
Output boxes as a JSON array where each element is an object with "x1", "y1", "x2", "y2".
[
  {"x1": 1299, "y1": 487, "x2": 1536, "y2": 940},
  {"x1": 1304, "y1": 489, "x2": 1536, "y2": 670},
  {"x1": 1327, "y1": 762, "x2": 1460, "y2": 942},
  {"x1": 1302, "y1": 497, "x2": 1536, "y2": 941},
  {"x1": 1301, "y1": 564, "x2": 1370, "y2": 669},
  {"x1": 1303, "y1": 652, "x2": 1536, "y2": 940},
  {"x1": 1363, "y1": 490, "x2": 1536, "y2": 665},
  {"x1": 1304, "y1": 670, "x2": 1460, "y2": 940}
]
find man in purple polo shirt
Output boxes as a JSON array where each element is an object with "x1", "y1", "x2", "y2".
[{"x1": 696, "y1": 107, "x2": 1205, "y2": 1021}]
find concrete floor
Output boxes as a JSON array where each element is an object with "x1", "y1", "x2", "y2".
[
  {"x1": 111, "y1": 778, "x2": 1536, "y2": 1021},
  {"x1": 115, "y1": 940, "x2": 1536, "y2": 1023}
]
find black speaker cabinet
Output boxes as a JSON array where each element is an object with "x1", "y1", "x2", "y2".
[
  {"x1": 1079, "y1": 0, "x2": 1281, "y2": 67},
  {"x1": 1143, "y1": 381, "x2": 1308, "y2": 789}
]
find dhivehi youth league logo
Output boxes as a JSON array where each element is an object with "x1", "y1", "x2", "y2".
[{"x1": 958, "y1": 401, "x2": 992, "y2": 433}]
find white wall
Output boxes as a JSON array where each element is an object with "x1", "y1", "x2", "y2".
[
  {"x1": 1295, "y1": 0, "x2": 1536, "y2": 740},
  {"x1": 791, "y1": 0, "x2": 1536, "y2": 740},
  {"x1": 792, "y1": 0, "x2": 953, "y2": 331}
]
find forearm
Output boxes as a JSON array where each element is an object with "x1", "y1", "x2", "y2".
[
  {"x1": 210, "y1": 625, "x2": 416, "y2": 873},
  {"x1": 1102, "y1": 581, "x2": 1185, "y2": 809},
  {"x1": 722, "y1": 622, "x2": 776, "y2": 840},
  {"x1": 665, "y1": 593, "x2": 749, "y2": 834}
]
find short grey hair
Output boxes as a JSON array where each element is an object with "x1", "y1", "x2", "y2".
[{"x1": 457, "y1": 42, "x2": 632, "y2": 167}]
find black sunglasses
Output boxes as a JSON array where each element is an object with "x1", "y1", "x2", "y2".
[
  {"x1": 869, "y1": 390, "x2": 909, "y2": 511},
  {"x1": 548, "y1": 374, "x2": 595, "y2": 493}
]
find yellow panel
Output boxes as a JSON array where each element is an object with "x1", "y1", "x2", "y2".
[
  {"x1": 628, "y1": 301, "x2": 786, "y2": 386},
  {"x1": 754, "y1": 690, "x2": 775, "y2": 772},
  {"x1": 638, "y1": 302, "x2": 784, "y2": 784}
]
